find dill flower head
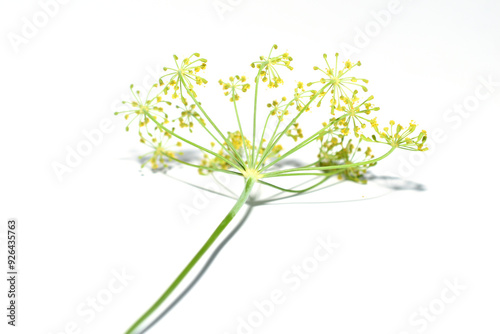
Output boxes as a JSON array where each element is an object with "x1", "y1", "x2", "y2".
[
  {"x1": 117, "y1": 45, "x2": 427, "y2": 183},
  {"x1": 333, "y1": 91, "x2": 379, "y2": 137},
  {"x1": 266, "y1": 96, "x2": 289, "y2": 119},
  {"x1": 218, "y1": 75, "x2": 251, "y2": 102},
  {"x1": 250, "y1": 44, "x2": 293, "y2": 88},
  {"x1": 172, "y1": 104, "x2": 205, "y2": 132},
  {"x1": 160, "y1": 53, "x2": 208, "y2": 103},
  {"x1": 138, "y1": 130, "x2": 178, "y2": 170},
  {"x1": 363, "y1": 120, "x2": 428, "y2": 151},
  {"x1": 317, "y1": 133, "x2": 375, "y2": 184},
  {"x1": 308, "y1": 53, "x2": 369, "y2": 115},
  {"x1": 115, "y1": 84, "x2": 171, "y2": 133},
  {"x1": 286, "y1": 122, "x2": 304, "y2": 142}
]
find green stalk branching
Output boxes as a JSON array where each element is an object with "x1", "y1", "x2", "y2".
[{"x1": 116, "y1": 45, "x2": 428, "y2": 333}]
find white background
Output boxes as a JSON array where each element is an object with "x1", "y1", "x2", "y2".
[{"x1": 1, "y1": 0, "x2": 500, "y2": 333}]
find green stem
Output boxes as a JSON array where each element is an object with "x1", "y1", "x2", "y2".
[
  {"x1": 125, "y1": 177, "x2": 256, "y2": 334},
  {"x1": 263, "y1": 146, "x2": 396, "y2": 177},
  {"x1": 254, "y1": 111, "x2": 273, "y2": 165},
  {"x1": 263, "y1": 170, "x2": 343, "y2": 178},
  {"x1": 190, "y1": 110, "x2": 242, "y2": 166},
  {"x1": 180, "y1": 77, "x2": 245, "y2": 166},
  {"x1": 167, "y1": 154, "x2": 243, "y2": 176},
  {"x1": 258, "y1": 176, "x2": 330, "y2": 193},
  {"x1": 144, "y1": 110, "x2": 241, "y2": 171},
  {"x1": 251, "y1": 71, "x2": 261, "y2": 167},
  {"x1": 259, "y1": 84, "x2": 330, "y2": 168},
  {"x1": 260, "y1": 120, "x2": 334, "y2": 172},
  {"x1": 232, "y1": 99, "x2": 251, "y2": 163},
  {"x1": 255, "y1": 117, "x2": 282, "y2": 170}
]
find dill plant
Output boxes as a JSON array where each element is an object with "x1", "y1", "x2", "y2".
[{"x1": 116, "y1": 45, "x2": 427, "y2": 333}]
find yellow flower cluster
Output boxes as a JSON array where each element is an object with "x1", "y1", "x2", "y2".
[
  {"x1": 117, "y1": 53, "x2": 212, "y2": 164},
  {"x1": 160, "y1": 53, "x2": 207, "y2": 104},
  {"x1": 138, "y1": 131, "x2": 179, "y2": 170},
  {"x1": 267, "y1": 97, "x2": 289, "y2": 119},
  {"x1": 308, "y1": 53, "x2": 369, "y2": 115},
  {"x1": 257, "y1": 143, "x2": 283, "y2": 163},
  {"x1": 117, "y1": 46, "x2": 428, "y2": 182},
  {"x1": 334, "y1": 90, "x2": 379, "y2": 137},
  {"x1": 362, "y1": 120, "x2": 428, "y2": 151},
  {"x1": 115, "y1": 84, "x2": 172, "y2": 138},
  {"x1": 199, "y1": 131, "x2": 251, "y2": 174},
  {"x1": 317, "y1": 134, "x2": 375, "y2": 184},
  {"x1": 250, "y1": 45, "x2": 293, "y2": 88},
  {"x1": 172, "y1": 104, "x2": 205, "y2": 133},
  {"x1": 286, "y1": 122, "x2": 304, "y2": 142},
  {"x1": 218, "y1": 75, "x2": 251, "y2": 102}
]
